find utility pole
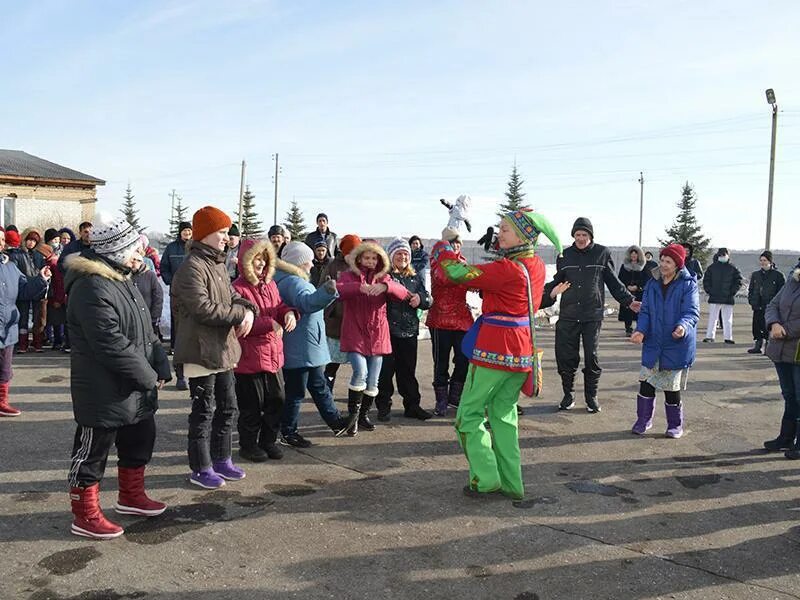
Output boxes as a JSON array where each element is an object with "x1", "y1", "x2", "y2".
[
  {"x1": 237, "y1": 160, "x2": 246, "y2": 232},
  {"x1": 638, "y1": 172, "x2": 644, "y2": 247},
  {"x1": 273, "y1": 153, "x2": 279, "y2": 224},
  {"x1": 765, "y1": 89, "x2": 778, "y2": 250}
]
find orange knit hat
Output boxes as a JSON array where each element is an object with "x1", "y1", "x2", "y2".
[
  {"x1": 192, "y1": 206, "x2": 232, "y2": 241},
  {"x1": 339, "y1": 234, "x2": 362, "y2": 257}
]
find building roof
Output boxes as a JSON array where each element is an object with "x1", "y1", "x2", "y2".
[{"x1": 0, "y1": 149, "x2": 105, "y2": 185}]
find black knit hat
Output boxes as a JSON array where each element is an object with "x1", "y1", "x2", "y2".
[
  {"x1": 44, "y1": 228, "x2": 59, "y2": 242},
  {"x1": 178, "y1": 221, "x2": 192, "y2": 233},
  {"x1": 228, "y1": 223, "x2": 240, "y2": 237},
  {"x1": 316, "y1": 213, "x2": 328, "y2": 222},
  {"x1": 571, "y1": 217, "x2": 594, "y2": 239},
  {"x1": 760, "y1": 250, "x2": 774, "y2": 263}
]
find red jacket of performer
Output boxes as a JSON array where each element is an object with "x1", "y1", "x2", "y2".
[{"x1": 426, "y1": 246, "x2": 474, "y2": 332}]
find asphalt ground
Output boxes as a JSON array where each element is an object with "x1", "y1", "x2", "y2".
[{"x1": 1, "y1": 303, "x2": 798, "y2": 600}]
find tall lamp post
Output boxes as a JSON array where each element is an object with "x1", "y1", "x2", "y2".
[{"x1": 765, "y1": 88, "x2": 778, "y2": 250}]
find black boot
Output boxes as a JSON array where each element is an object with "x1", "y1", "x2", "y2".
[
  {"x1": 433, "y1": 385, "x2": 449, "y2": 416},
  {"x1": 375, "y1": 396, "x2": 392, "y2": 422},
  {"x1": 764, "y1": 418, "x2": 797, "y2": 452},
  {"x1": 784, "y1": 420, "x2": 800, "y2": 459},
  {"x1": 358, "y1": 395, "x2": 376, "y2": 431},
  {"x1": 346, "y1": 389, "x2": 363, "y2": 436},
  {"x1": 448, "y1": 380, "x2": 465, "y2": 408},
  {"x1": 747, "y1": 339, "x2": 764, "y2": 354}
]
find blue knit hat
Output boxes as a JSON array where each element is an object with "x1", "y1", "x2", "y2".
[{"x1": 386, "y1": 237, "x2": 411, "y2": 262}]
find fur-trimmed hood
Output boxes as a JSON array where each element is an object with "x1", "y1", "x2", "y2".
[
  {"x1": 63, "y1": 253, "x2": 128, "y2": 293},
  {"x1": 346, "y1": 241, "x2": 390, "y2": 278},
  {"x1": 793, "y1": 268, "x2": 800, "y2": 283},
  {"x1": 623, "y1": 245, "x2": 646, "y2": 272},
  {"x1": 21, "y1": 227, "x2": 43, "y2": 243},
  {"x1": 237, "y1": 239, "x2": 276, "y2": 285},
  {"x1": 275, "y1": 258, "x2": 310, "y2": 280}
]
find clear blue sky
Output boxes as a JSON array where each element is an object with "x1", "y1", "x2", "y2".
[{"x1": 3, "y1": 0, "x2": 800, "y2": 251}]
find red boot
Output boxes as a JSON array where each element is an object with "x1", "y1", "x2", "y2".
[
  {"x1": 70, "y1": 483, "x2": 124, "y2": 539},
  {"x1": 114, "y1": 466, "x2": 167, "y2": 516},
  {"x1": 32, "y1": 330, "x2": 44, "y2": 353},
  {"x1": 16, "y1": 331, "x2": 28, "y2": 354},
  {"x1": 0, "y1": 382, "x2": 21, "y2": 417}
]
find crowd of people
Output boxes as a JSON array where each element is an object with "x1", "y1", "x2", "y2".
[{"x1": 0, "y1": 208, "x2": 798, "y2": 541}]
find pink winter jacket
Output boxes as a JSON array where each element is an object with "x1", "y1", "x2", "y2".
[
  {"x1": 338, "y1": 242, "x2": 410, "y2": 356},
  {"x1": 231, "y1": 240, "x2": 295, "y2": 374}
]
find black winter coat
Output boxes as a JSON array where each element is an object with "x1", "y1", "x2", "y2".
[
  {"x1": 386, "y1": 270, "x2": 432, "y2": 338},
  {"x1": 66, "y1": 252, "x2": 171, "y2": 428},
  {"x1": 748, "y1": 267, "x2": 785, "y2": 310},
  {"x1": 132, "y1": 265, "x2": 164, "y2": 325},
  {"x1": 542, "y1": 242, "x2": 634, "y2": 322},
  {"x1": 703, "y1": 261, "x2": 743, "y2": 305}
]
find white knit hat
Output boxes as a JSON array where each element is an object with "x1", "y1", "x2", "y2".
[
  {"x1": 91, "y1": 218, "x2": 142, "y2": 265},
  {"x1": 281, "y1": 241, "x2": 313, "y2": 267},
  {"x1": 441, "y1": 227, "x2": 461, "y2": 242}
]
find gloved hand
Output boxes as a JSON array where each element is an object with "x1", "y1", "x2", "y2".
[{"x1": 322, "y1": 277, "x2": 337, "y2": 294}]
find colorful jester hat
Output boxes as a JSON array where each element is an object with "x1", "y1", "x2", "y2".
[{"x1": 503, "y1": 209, "x2": 563, "y2": 256}]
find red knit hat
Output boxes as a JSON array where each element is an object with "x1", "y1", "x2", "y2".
[
  {"x1": 5, "y1": 230, "x2": 20, "y2": 248},
  {"x1": 339, "y1": 234, "x2": 362, "y2": 257},
  {"x1": 192, "y1": 206, "x2": 232, "y2": 241},
  {"x1": 660, "y1": 243, "x2": 686, "y2": 270}
]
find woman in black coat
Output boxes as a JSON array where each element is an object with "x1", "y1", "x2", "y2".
[
  {"x1": 748, "y1": 250, "x2": 785, "y2": 354},
  {"x1": 65, "y1": 220, "x2": 171, "y2": 540},
  {"x1": 618, "y1": 245, "x2": 650, "y2": 335}
]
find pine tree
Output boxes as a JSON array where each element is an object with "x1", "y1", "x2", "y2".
[
  {"x1": 121, "y1": 183, "x2": 141, "y2": 230},
  {"x1": 168, "y1": 195, "x2": 190, "y2": 238},
  {"x1": 660, "y1": 181, "x2": 712, "y2": 265},
  {"x1": 235, "y1": 186, "x2": 264, "y2": 238},
  {"x1": 496, "y1": 162, "x2": 531, "y2": 221},
  {"x1": 283, "y1": 200, "x2": 307, "y2": 241}
]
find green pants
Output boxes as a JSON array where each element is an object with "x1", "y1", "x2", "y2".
[{"x1": 455, "y1": 364, "x2": 526, "y2": 499}]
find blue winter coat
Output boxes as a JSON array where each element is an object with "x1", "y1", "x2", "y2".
[
  {"x1": 273, "y1": 261, "x2": 338, "y2": 369},
  {"x1": 160, "y1": 238, "x2": 188, "y2": 286},
  {"x1": 0, "y1": 255, "x2": 49, "y2": 348},
  {"x1": 636, "y1": 267, "x2": 700, "y2": 371}
]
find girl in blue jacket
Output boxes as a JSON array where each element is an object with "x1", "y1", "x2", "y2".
[{"x1": 630, "y1": 244, "x2": 700, "y2": 438}]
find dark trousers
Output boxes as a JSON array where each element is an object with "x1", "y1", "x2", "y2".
[
  {"x1": 235, "y1": 371, "x2": 285, "y2": 450},
  {"x1": 16, "y1": 300, "x2": 43, "y2": 334},
  {"x1": 377, "y1": 335, "x2": 421, "y2": 411},
  {"x1": 752, "y1": 308, "x2": 767, "y2": 340},
  {"x1": 281, "y1": 366, "x2": 340, "y2": 435},
  {"x1": 68, "y1": 416, "x2": 156, "y2": 487},
  {"x1": 187, "y1": 370, "x2": 237, "y2": 472},
  {"x1": 775, "y1": 362, "x2": 800, "y2": 422},
  {"x1": 170, "y1": 308, "x2": 177, "y2": 350},
  {"x1": 430, "y1": 328, "x2": 468, "y2": 387},
  {"x1": 555, "y1": 319, "x2": 602, "y2": 401},
  {"x1": 0, "y1": 345, "x2": 14, "y2": 382}
]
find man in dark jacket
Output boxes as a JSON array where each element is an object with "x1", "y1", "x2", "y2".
[
  {"x1": 542, "y1": 217, "x2": 639, "y2": 413},
  {"x1": 702, "y1": 247, "x2": 743, "y2": 344},
  {"x1": 747, "y1": 250, "x2": 785, "y2": 354},
  {"x1": 160, "y1": 221, "x2": 192, "y2": 387},
  {"x1": 66, "y1": 219, "x2": 171, "y2": 540},
  {"x1": 681, "y1": 243, "x2": 704, "y2": 280},
  {"x1": 304, "y1": 213, "x2": 338, "y2": 258},
  {"x1": 57, "y1": 221, "x2": 92, "y2": 273}
]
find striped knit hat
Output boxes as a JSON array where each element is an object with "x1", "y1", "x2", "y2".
[
  {"x1": 91, "y1": 218, "x2": 142, "y2": 265},
  {"x1": 386, "y1": 237, "x2": 411, "y2": 262}
]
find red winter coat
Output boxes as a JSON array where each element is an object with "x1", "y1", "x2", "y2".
[
  {"x1": 337, "y1": 242, "x2": 410, "y2": 356},
  {"x1": 231, "y1": 240, "x2": 294, "y2": 374},
  {"x1": 426, "y1": 249, "x2": 474, "y2": 331}
]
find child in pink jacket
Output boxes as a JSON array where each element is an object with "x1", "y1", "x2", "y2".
[
  {"x1": 337, "y1": 241, "x2": 410, "y2": 435},
  {"x1": 231, "y1": 239, "x2": 297, "y2": 462}
]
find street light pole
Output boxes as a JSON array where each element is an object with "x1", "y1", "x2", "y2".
[
  {"x1": 638, "y1": 172, "x2": 644, "y2": 247},
  {"x1": 765, "y1": 88, "x2": 778, "y2": 251}
]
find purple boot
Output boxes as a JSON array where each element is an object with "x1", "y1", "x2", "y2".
[
  {"x1": 433, "y1": 385, "x2": 449, "y2": 416},
  {"x1": 631, "y1": 394, "x2": 655, "y2": 435},
  {"x1": 665, "y1": 403, "x2": 684, "y2": 439},
  {"x1": 212, "y1": 458, "x2": 246, "y2": 481}
]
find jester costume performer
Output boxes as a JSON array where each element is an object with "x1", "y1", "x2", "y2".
[{"x1": 430, "y1": 210, "x2": 562, "y2": 500}]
